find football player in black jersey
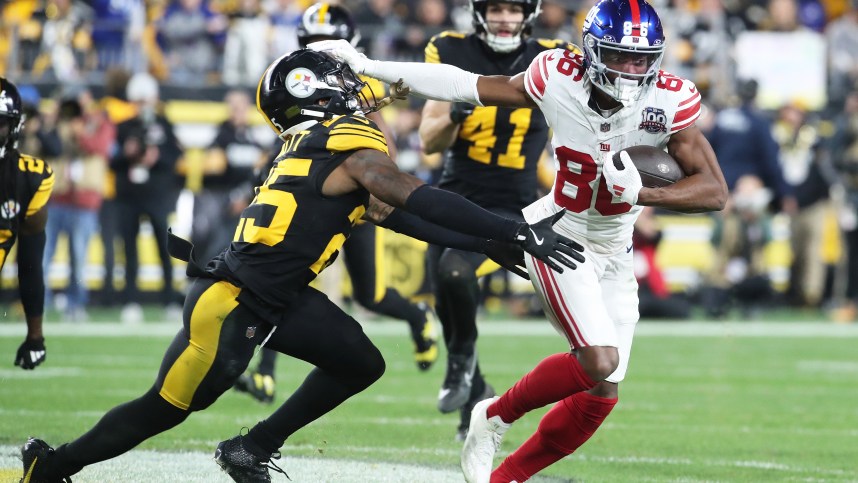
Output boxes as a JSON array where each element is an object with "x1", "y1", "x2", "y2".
[
  {"x1": 419, "y1": 0, "x2": 579, "y2": 439},
  {"x1": 235, "y1": 2, "x2": 440, "y2": 405},
  {"x1": 19, "y1": 50, "x2": 584, "y2": 482},
  {"x1": 0, "y1": 77, "x2": 54, "y2": 371}
]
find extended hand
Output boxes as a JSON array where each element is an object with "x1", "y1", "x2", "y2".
[
  {"x1": 514, "y1": 211, "x2": 585, "y2": 273},
  {"x1": 15, "y1": 337, "x2": 46, "y2": 370},
  {"x1": 483, "y1": 240, "x2": 528, "y2": 280},
  {"x1": 306, "y1": 39, "x2": 370, "y2": 75},
  {"x1": 602, "y1": 151, "x2": 642, "y2": 205}
]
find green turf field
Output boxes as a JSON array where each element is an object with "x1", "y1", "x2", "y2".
[{"x1": 1, "y1": 317, "x2": 857, "y2": 482}]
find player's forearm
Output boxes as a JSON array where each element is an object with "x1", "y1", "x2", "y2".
[
  {"x1": 404, "y1": 185, "x2": 522, "y2": 242},
  {"x1": 17, "y1": 232, "x2": 46, "y2": 322},
  {"x1": 364, "y1": 60, "x2": 482, "y2": 106},
  {"x1": 419, "y1": 115, "x2": 458, "y2": 154},
  {"x1": 377, "y1": 208, "x2": 483, "y2": 252},
  {"x1": 637, "y1": 176, "x2": 727, "y2": 213}
]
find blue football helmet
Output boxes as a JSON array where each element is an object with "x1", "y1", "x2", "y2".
[{"x1": 582, "y1": 0, "x2": 665, "y2": 103}]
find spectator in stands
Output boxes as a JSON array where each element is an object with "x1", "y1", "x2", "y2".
[
  {"x1": 222, "y1": 0, "x2": 271, "y2": 86},
  {"x1": 267, "y1": 0, "x2": 302, "y2": 61},
  {"x1": 191, "y1": 89, "x2": 265, "y2": 264},
  {"x1": 705, "y1": 78, "x2": 796, "y2": 213},
  {"x1": 97, "y1": 68, "x2": 137, "y2": 305},
  {"x1": 42, "y1": 89, "x2": 114, "y2": 322},
  {"x1": 112, "y1": 73, "x2": 183, "y2": 323},
  {"x1": 156, "y1": 0, "x2": 228, "y2": 83},
  {"x1": 773, "y1": 102, "x2": 832, "y2": 307},
  {"x1": 633, "y1": 207, "x2": 692, "y2": 320},
  {"x1": 703, "y1": 175, "x2": 774, "y2": 318},
  {"x1": 89, "y1": 0, "x2": 147, "y2": 72},
  {"x1": 35, "y1": 0, "x2": 93, "y2": 81},
  {"x1": 826, "y1": 3, "x2": 858, "y2": 109}
]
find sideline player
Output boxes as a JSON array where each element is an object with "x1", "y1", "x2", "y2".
[
  {"x1": 418, "y1": 0, "x2": 579, "y2": 440},
  {"x1": 0, "y1": 77, "x2": 54, "y2": 371},
  {"x1": 19, "y1": 49, "x2": 584, "y2": 483},
  {"x1": 234, "y1": 2, "x2": 440, "y2": 405},
  {"x1": 309, "y1": 0, "x2": 728, "y2": 479}
]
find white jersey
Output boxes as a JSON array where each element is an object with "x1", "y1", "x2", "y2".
[{"x1": 521, "y1": 49, "x2": 701, "y2": 254}]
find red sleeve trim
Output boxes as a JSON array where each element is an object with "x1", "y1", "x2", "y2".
[
  {"x1": 671, "y1": 90, "x2": 702, "y2": 132},
  {"x1": 525, "y1": 52, "x2": 549, "y2": 100}
]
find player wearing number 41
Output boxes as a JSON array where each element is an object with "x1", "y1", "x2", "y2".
[
  {"x1": 0, "y1": 77, "x2": 54, "y2": 372},
  {"x1": 17, "y1": 50, "x2": 585, "y2": 483},
  {"x1": 309, "y1": 0, "x2": 728, "y2": 480},
  {"x1": 419, "y1": 0, "x2": 580, "y2": 442}
]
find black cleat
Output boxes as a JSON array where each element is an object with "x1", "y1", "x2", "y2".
[
  {"x1": 214, "y1": 434, "x2": 288, "y2": 483},
  {"x1": 456, "y1": 383, "x2": 496, "y2": 442},
  {"x1": 437, "y1": 351, "x2": 478, "y2": 413},
  {"x1": 20, "y1": 437, "x2": 72, "y2": 483},
  {"x1": 234, "y1": 372, "x2": 275, "y2": 404}
]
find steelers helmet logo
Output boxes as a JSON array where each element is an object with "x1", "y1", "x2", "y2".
[
  {"x1": 1, "y1": 199, "x2": 21, "y2": 219},
  {"x1": 286, "y1": 68, "x2": 318, "y2": 99}
]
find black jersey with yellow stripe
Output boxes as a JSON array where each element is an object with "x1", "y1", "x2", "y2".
[
  {"x1": 0, "y1": 150, "x2": 54, "y2": 270},
  {"x1": 425, "y1": 32, "x2": 578, "y2": 211},
  {"x1": 210, "y1": 115, "x2": 388, "y2": 308}
]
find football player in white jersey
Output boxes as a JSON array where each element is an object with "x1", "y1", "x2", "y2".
[{"x1": 311, "y1": 0, "x2": 727, "y2": 481}]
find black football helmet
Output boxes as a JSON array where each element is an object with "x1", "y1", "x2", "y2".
[
  {"x1": 470, "y1": 0, "x2": 542, "y2": 53},
  {"x1": 0, "y1": 77, "x2": 24, "y2": 158},
  {"x1": 256, "y1": 49, "x2": 373, "y2": 139},
  {"x1": 297, "y1": 3, "x2": 360, "y2": 48}
]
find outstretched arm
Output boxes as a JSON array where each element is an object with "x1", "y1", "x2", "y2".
[
  {"x1": 308, "y1": 40, "x2": 534, "y2": 108},
  {"x1": 15, "y1": 206, "x2": 48, "y2": 369},
  {"x1": 332, "y1": 148, "x2": 584, "y2": 273}
]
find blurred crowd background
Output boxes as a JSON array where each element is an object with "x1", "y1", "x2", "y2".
[{"x1": 1, "y1": 0, "x2": 857, "y2": 324}]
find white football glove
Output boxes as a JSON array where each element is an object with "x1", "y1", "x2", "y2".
[
  {"x1": 306, "y1": 39, "x2": 372, "y2": 75},
  {"x1": 602, "y1": 151, "x2": 643, "y2": 205}
]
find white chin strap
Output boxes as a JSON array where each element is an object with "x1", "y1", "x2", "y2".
[
  {"x1": 484, "y1": 33, "x2": 522, "y2": 53},
  {"x1": 611, "y1": 77, "x2": 644, "y2": 105},
  {"x1": 280, "y1": 120, "x2": 318, "y2": 139}
]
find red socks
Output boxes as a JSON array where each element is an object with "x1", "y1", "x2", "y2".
[
  {"x1": 487, "y1": 353, "x2": 597, "y2": 424},
  {"x1": 491, "y1": 392, "x2": 617, "y2": 482}
]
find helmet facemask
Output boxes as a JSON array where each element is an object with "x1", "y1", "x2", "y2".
[
  {"x1": 470, "y1": 0, "x2": 542, "y2": 53},
  {"x1": 584, "y1": 34, "x2": 664, "y2": 104}
]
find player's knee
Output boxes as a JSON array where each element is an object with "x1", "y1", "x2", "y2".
[
  {"x1": 353, "y1": 345, "x2": 386, "y2": 390},
  {"x1": 578, "y1": 347, "x2": 619, "y2": 382},
  {"x1": 437, "y1": 253, "x2": 476, "y2": 286}
]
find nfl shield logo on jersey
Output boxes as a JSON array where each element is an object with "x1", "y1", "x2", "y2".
[
  {"x1": 600, "y1": 122, "x2": 611, "y2": 132},
  {"x1": 245, "y1": 326, "x2": 257, "y2": 339},
  {"x1": 639, "y1": 107, "x2": 667, "y2": 133}
]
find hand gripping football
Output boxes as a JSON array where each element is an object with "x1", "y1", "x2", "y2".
[{"x1": 612, "y1": 146, "x2": 685, "y2": 188}]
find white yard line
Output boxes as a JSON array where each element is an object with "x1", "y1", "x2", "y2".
[
  {"x1": 1, "y1": 321, "x2": 857, "y2": 338},
  {"x1": 1, "y1": 444, "x2": 852, "y2": 482}
]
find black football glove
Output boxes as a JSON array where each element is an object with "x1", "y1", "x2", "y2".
[
  {"x1": 513, "y1": 210, "x2": 585, "y2": 273},
  {"x1": 483, "y1": 239, "x2": 529, "y2": 280},
  {"x1": 449, "y1": 102, "x2": 475, "y2": 124},
  {"x1": 15, "y1": 337, "x2": 46, "y2": 370}
]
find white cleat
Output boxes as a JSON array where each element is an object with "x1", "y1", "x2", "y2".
[{"x1": 461, "y1": 396, "x2": 510, "y2": 483}]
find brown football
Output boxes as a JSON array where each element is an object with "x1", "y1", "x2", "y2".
[{"x1": 612, "y1": 145, "x2": 685, "y2": 188}]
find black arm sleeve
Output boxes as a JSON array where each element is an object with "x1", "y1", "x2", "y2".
[
  {"x1": 17, "y1": 231, "x2": 46, "y2": 317},
  {"x1": 377, "y1": 209, "x2": 484, "y2": 252},
  {"x1": 404, "y1": 185, "x2": 523, "y2": 242}
]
